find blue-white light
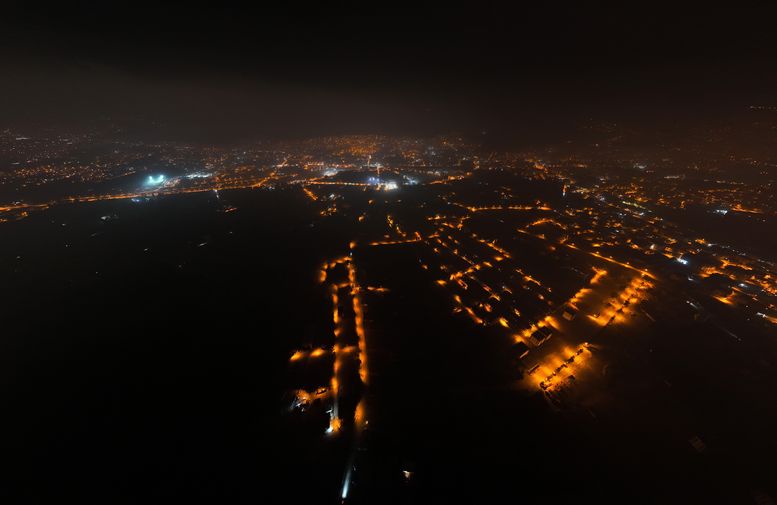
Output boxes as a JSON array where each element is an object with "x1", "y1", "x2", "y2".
[
  {"x1": 145, "y1": 174, "x2": 166, "y2": 186},
  {"x1": 341, "y1": 468, "x2": 352, "y2": 500},
  {"x1": 185, "y1": 172, "x2": 211, "y2": 179}
]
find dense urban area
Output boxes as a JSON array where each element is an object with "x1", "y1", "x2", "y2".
[{"x1": 2, "y1": 117, "x2": 777, "y2": 503}]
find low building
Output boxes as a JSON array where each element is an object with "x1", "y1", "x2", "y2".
[
  {"x1": 529, "y1": 326, "x2": 553, "y2": 346},
  {"x1": 562, "y1": 305, "x2": 578, "y2": 321}
]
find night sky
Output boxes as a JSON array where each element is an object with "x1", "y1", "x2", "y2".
[{"x1": 2, "y1": 3, "x2": 777, "y2": 140}]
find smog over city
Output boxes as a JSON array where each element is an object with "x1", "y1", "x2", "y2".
[{"x1": 2, "y1": 4, "x2": 777, "y2": 504}]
